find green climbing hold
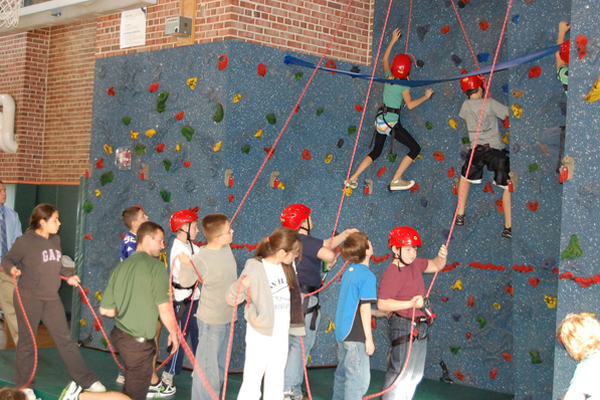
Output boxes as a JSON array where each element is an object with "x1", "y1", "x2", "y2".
[
  {"x1": 100, "y1": 171, "x2": 114, "y2": 186},
  {"x1": 462, "y1": 137, "x2": 470, "y2": 144},
  {"x1": 156, "y1": 91, "x2": 169, "y2": 113},
  {"x1": 528, "y1": 163, "x2": 538, "y2": 172},
  {"x1": 425, "y1": 121, "x2": 433, "y2": 130},
  {"x1": 163, "y1": 159, "x2": 172, "y2": 172},
  {"x1": 295, "y1": 72, "x2": 303, "y2": 81},
  {"x1": 561, "y1": 234, "x2": 583, "y2": 260},
  {"x1": 101, "y1": 337, "x2": 108, "y2": 348},
  {"x1": 316, "y1": 108, "x2": 324, "y2": 116},
  {"x1": 135, "y1": 144, "x2": 146, "y2": 155},
  {"x1": 83, "y1": 201, "x2": 94, "y2": 213},
  {"x1": 160, "y1": 189, "x2": 171, "y2": 202},
  {"x1": 529, "y1": 350, "x2": 542, "y2": 364},
  {"x1": 241, "y1": 144, "x2": 251, "y2": 154},
  {"x1": 450, "y1": 346, "x2": 461, "y2": 355},
  {"x1": 388, "y1": 153, "x2": 397, "y2": 162},
  {"x1": 477, "y1": 316, "x2": 487, "y2": 329},
  {"x1": 121, "y1": 116, "x2": 131, "y2": 126},
  {"x1": 347, "y1": 125, "x2": 357, "y2": 135},
  {"x1": 266, "y1": 113, "x2": 277, "y2": 125},
  {"x1": 181, "y1": 125, "x2": 195, "y2": 142},
  {"x1": 212, "y1": 103, "x2": 224, "y2": 123}
]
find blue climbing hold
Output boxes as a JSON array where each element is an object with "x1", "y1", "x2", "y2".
[
  {"x1": 513, "y1": 14, "x2": 520, "y2": 24},
  {"x1": 477, "y1": 53, "x2": 490, "y2": 63},
  {"x1": 452, "y1": 313, "x2": 461, "y2": 322},
  {"x1": 417, "y1": 24, "x2": 430, "y2": 42},
  {"x1": 421, "y1": 198, "x2": 428, "y2": 208}
]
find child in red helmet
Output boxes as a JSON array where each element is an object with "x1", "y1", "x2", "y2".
[
  {"x1": 556, "y1": 21, "x2": 570, "y2": 95},
  {"x1": 280, "y1": 204, "x2": 358, "y2": 400},
  {"x1": 377, "y1": 227, "x2": 447, "y2": 400},
  {"x1": 346, "y1": 28, "x2": 434, "y2": 191},
  {"x1": 455, "y1": 74, "x2": 512, "y2": 238}
]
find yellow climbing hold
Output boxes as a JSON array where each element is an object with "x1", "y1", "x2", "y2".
[
  {"x1": 412, "y1": 154, "x2": 423, "y2": 163},
  {"x1": 452, "y1": 279, "x2": 463, "y2": 290},
  {"x1": 544, "y1": 295, "x2": 557, "y2": 309},
  {"x1": 493, "y1": 302, "x2": 501, "y2": 310},
  {"x1": 502, "y1": 132, "x2": 510, "y2": 144},
  {"x1": 325, "y1": 154, "x2": 333, "y2": 164},
  {"x1": 325, "y1": 318, "x2": 335, "y2": 333},
  {"x1": 213, "y1": 141, "x2": 222, "y2": 152},
  {"x1": 511, "y1": 104, "x2": 522, "y2": 118},
  {"x1": 175, "y1": 142, "x2": 181, "y2": 152},
  {"x1": 254, "y1": 129, "x2": 263, "y2": 139},
  {"x1": 130, "y1": 130, "x2": 139, "y2": 139},
  {"x1": 187, "y1": 77, "x2": 197, "y2": 90},
  {"x1": 345, "y1": 187, "x2": 352, "y2": 196},
  {"x1": 449, "y1": 119, "x2": 457, "y2": 129},
  {"x1": 79, "y1": 319, "x2": 87, "y2": 326},
  {"x1": 94, "y1": 189, "x2": 101, "y2": 197},
  {"x1": 145, "y1": 129, "x2": 156, "y2": 138},
  {"x1": 159, "y1": 251, "x2": 168, "y2": 267},
  {"x1": 307, "y1": 355, "x2": 312, "y2": 363},
  {"x1": 233, "y1": 93, "x2": 242, "y2": 103},
  {"x1": 95, "y1": 291, "x2": 102, "y2": 301},
  {"x1": 278, "y1": 181, "x2": 285, "y2": 190},
  {"x1": 583, "y1": 74, "x2": 600, "y2": 103},
  {"x1": 103, "y1": 144, "x2": 113, "y2": 155}
]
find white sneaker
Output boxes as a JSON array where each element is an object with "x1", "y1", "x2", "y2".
[
  {"x1": 161, "y1": 371, "x2": 174, "y2": 386},
  {"x1": 21, "y1": 388, "x2": 37, "y2": 400},
  {"x1": 147, "y1": 380, "x2": 176, "y2": 398},
  {"x1": 85, "y1": 381, "x2": 106, "y2": 392},
  {"x1": 116, "y1": 371, "x2": 125, "y2": 384},
  {"x1": 345, "y1": 179, "x2": 358, "y2": 189},
  {"x1": 59, "y1": 381, "x2": 83, "y2": 400},
  {"x1": 389, "y1": 179, "x2": 415, "y2": 191}
]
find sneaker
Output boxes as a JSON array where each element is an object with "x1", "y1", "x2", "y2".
[
  {"x1": 85, "y1": 381, "x2": 106, "y2": 393},
  {"x1": 345, "y1": 179, "x2": 358, "y2": 189},
  {"x1": 502, "y1": 227, "x2": 512, "y2": 238},
  {"x1": 283, "y1": 390, "x2": 303, "y2": 400},
  {"x1": 59, "y1": 381, "x2": 83, "y2": 400},
  {"x1": 161, "y1": 371, "x2": 174, "y2": 387},
  {"x1": 455, "y1": 214, "x2": 465, "y2": 226},
  {"x1": 116, "y1": 371, "x2": 125, "y2": 384},
  {"x1": 21, "y1": 388, "x2": 37, "y2": 400},
  {"x1": 147, "y1": 380, "x2": 176, "y2": 398},
  {"x1": 389, "y1": 179, "x2": 415, "y2": 191}
]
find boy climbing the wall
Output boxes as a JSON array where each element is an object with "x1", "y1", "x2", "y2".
[{"x1": 455, "y1": 75, "x2": 512, "y2": 238}]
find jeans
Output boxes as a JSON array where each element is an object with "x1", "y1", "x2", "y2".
[
  {"x1": 283, "y1": 294, "x2": 321, "y2": 395},
  {"x1": 382, "y1": 316, "x2": 428, "y2": 400},
  {"x1": 191, "y1": 320, "x2": 230, "y2": 400},
  {"x1": 166, "y1": 299, "x2": 199, "y2": 376},
  {"x1": 332, "y1": 341, "x2": 370, "y2": 400}
]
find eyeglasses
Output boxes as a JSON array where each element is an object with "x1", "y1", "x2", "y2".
[{"x1": 216, "y1": 228, "x2": 233, "y2": 237}]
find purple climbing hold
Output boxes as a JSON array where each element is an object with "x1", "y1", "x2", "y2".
[
  {"x1": 451, "y1": 54, "x2": 462, "y2": 66},
  {"x1": 442, "y1": 229, "x2": 454, "y2": 240},
  {"x1": 416, "y1": 59, "x2": 425, "y2": 68},
  {"x1": 417, "y1": 24, "x2": 430, "y2": 42},
  {"x1": 542, "y1": 257, "x2": 556, "y2": 270},
  {"x1": 444, "y1": 0, "x2": 451, "y2": 6},
  {"x1": 511, "y1": 143, "x2": 520, "y2": 153},
  {"x1": 421, "y1": 198, "x2": 428, "y2": 208},
  {"x1": 452, "y1": 313, "x2": 461, "y2": 322},
  {"x1": 559, "y1": 102, "x2": 567, "y2": 116}
]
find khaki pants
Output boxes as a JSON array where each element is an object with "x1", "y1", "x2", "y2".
[{"x1": 0, "y1": 273, "x2": 18, "y2": 344}]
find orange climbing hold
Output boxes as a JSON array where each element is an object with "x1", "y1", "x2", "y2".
[
  {"x1": 218, "y1": 54, "x2": 228, "y2": 70},
  {"x1": 528, "y1": 66, "x2": 541, "y2": 79},
  {"x1": 433, "y1": 151, "x2": 445, "y2": 162},
  {"x1": 467, "y1": 296, "x2": 474, "y2": 308},
  {"x1": 454, "y1": 371, "x2": 465, "y2": 382},
  {"x1": 466, "y1": 332, "x2": 472, "y2": 339},
  {"x1": 377, "y1": 166, "x2": 387, "y2": 177},
  {"x1": 576, "y1": 34, "x2": 588, "y2": 59},
  {"x1": 257, "y1": 63, "x2": 267, "y2": 77},
  {"x1": 502, "y1": 352, "x2": 512, "y2": 361},
  {"x1": 183, "y1": 161, "x2": 191, "y2": 168},
  {"x1": 84, "y1": 234, "x2": 92, "y2": 240},
  {"x1": 175, "y1": 111, "x2": 184, "y2": 120},
  {"x1": 479, "y1": 21, "x2": 489, "y2": 31},
  {"x1": 149, "y1": 82, "x2": 159, "y2": 92},
  {"x1": 528, "y1": 278, "x2": 540, "y2": 287},
  {"x1": 441, "y1": 25, "x2": 450, "y2": 34},
  {"x1": 325, "y1": 60, "x2": 337, "y2": 74},
  {"x1": 301, "y1": 149, "x2": 312, "y2": 161},
  {"x1": 505, "y1": 284, "x2": 513, "y2": 295},
  {"x1": 483, "y1": 182, "x2": 495, "y2": 194}
]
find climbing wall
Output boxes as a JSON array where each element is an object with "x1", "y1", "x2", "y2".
[{"x1": 78, "y1": 0, "x2": 587, "y2": 397}]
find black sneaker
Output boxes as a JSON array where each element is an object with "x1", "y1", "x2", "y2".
[
  {"x1": 455, "y1": 214, "x2": 465, "y2": 226},
  {"x1": 502, "y1": 227, "x2": 512, "y2": 238}
]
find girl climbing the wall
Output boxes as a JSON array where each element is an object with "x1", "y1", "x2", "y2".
[
  {"x1": 1, "y1": 204, "x2": 105, "y2": 400},
  {"x1": 346, "y1": 28, "x2": 434, "y2": 191},
  {"x1": 226, "y1": 227, "x2": 305, "y2": 400}
]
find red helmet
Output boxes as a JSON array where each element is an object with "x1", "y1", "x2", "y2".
[
  {"x1": 280, "y1": 204, "x2": 311, "y2": 230},
  {"x1": 170, "y1": 209, "x2": 199, "y2": 232},
  {"x1": 388, "y1": 226, "x2": 422, "y2": 248},
  {"x1": 391, "y1": 54, "x2": 412, "y2": 79},
  {"x1": 460, "y1": 75, "x2": 483, "y2": 93},
  {"x1": 559, "y1": 39, "x2": 570, "y2": 64}
]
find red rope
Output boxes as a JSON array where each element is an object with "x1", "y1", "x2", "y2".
[
  {"x1": 14, "y1": 274, "x2": 38, "y2": 390},
  {"x1": 221, "y1": 276, "x2": 247, "y2": 400},
  {"x1": 230, "y1": 0, "x2": 356, "y2": 224},
  {"x1": 405, "y1": 0, "x2": 413, "y2": 54},
  {"x1": 300, "y1": 336, "x2": 313, "y2": 400},
  {"x1": 449, "y1": 0, "x2": 480, "y2": 69}
]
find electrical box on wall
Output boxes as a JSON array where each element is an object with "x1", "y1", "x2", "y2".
[{"x1": 165, "y1": 16, "x2": 192, "y2": 37}]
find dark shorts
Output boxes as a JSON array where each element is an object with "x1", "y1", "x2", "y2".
[{"x1": 461, "y1": 145, "x2": 510, "y2": 188}]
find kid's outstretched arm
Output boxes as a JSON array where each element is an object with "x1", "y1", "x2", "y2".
[
  {"x1": 383, "y1": 28, "x2": 402, "y2": 73},
  {"x1": 425, "y1": 245, "x2": 448, "y2": 273}
]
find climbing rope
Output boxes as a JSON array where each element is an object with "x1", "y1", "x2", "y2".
[
  {"x1": 14, "y1": 274, "x2": 38, "y2": 390},
  {"x1": 405, "y1": 0, "x2": 414, "y2": 54},
  {"x1": 448, "y1": 0, "x2": 480, "y2": 69}
]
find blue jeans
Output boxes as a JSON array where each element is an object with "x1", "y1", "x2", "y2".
[
  {"x1": 191, "y1": 319, "x2": 230, "y2": 400},
  {"x1": 332, "y1": 341, "x2": 370, "y2": 400},
  {"x1": 165, "y1": 299, "x2": 199, "y2": 376},
  {"x1": 382, "y1": 316, "x2": 428, "y2": 400},
  {"x1": 283, "y1": 294, "x2": 321, "y2": 395}
]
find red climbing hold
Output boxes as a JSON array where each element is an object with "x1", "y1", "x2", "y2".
[
  {"x1": 301, "y1": 149, "x2": 312, "y2": 160},
  {"x1": 528, "y1": 278, "x2": 541, "y2": 287},
  {"x1": 502, "y1": 117, "x2": 510, "y2": 128},
  {"x1": 512, "y1": 264, "x2": 534, "y2": 273},
  {"x1": 502, "y1": 352, "x2": 512, "y2": 362},
  {"x1": 483, "y1": 182, "x2": 495, "y2": 194},
  {"x1": 218, "y1": 54, "x2": 229, "y2": 70},
  {"x1": 264, "y1": 147, "x2": 275, "y2": 160},
  {"x1": 490, "y1": 370, "x2": 498, "y2": 379},
  {"x1": 466, "y1": 332, "x2": 472, "y2": 339},
  {"x1": 461, "y1": 68, "x2": 468, "y2": 75},
  {"x1": 410, "y1": 183, "x2": 420, "y2": 193},
  {"x1": 80, "y1": 287, "x2": 90, "y2": 305},
  {"x1": 183, "y1": 161, "x2": 191, "y2": 168},
  {"x1": 433, "y1": 151, "x2": 445, "y2": 162},
  {"x1": 479, "y1": 21, "x2": 489, "y2": 31},
  {"x1": 505, "y1": 284, "x2": 513, "y2": 296},
  {"x1": 120, "y1": 234, "x2": 126, "y2": 240},
  {"x1": 84, "y1": 169, "x2": 90, "y2": 179},
  {"x1": 188, "y1": 206, "x2": 200, "y2": 213},
  {"x1": 257, "y1": 63, "x2": 267, "y2": 77},
  {"x1": 156, "y1": 143, "x2": 165, "y2": 153},
  {"x1": 149, "y1": 82, "x2": 159, "y2": 93},
  {"x1": 452, "y1": 184, "x2": 457, "y2": 195},
  {"x1": 94, "y1": 318, "x2": 103, "y2": 332},
  {"x1": 441, "y1": 297, "x2": 449, "y2": 302},
  {"x1": 454, "y1": 371, "x2": 465, "y2": 382},
  {"x1": 526, "y1": 201, "x2": 539, "y2": 212},
  {"x1": 377, "y1": 166, "x2": 387, "y2": 177},
  {"x1": 107, "y1": 86, "x2": 115, "y2": 96},
  {"x1": 448, "y1": 167, "x2": 455, "y2": 178},
  {"x1": 325, "y1": 60, "x2": 337, "y2": 74},
  {"x1": 84, "y1": 234, "x2": 92, "y2": 240},
  {"x1": 355, "y1": 104, "x2": 363, "y2": 112},
  {"x1": 467, "y1": 296, "x2": 474, "y2": 308},
  {"x1": 228, "y1": 194, "x2": 235, "y2": 203},
  {"x1": 495, "y1": 199, "x2": 504, "y2": 213},
  {"x1": 371, "y1": 316, "x2": 377, "y2": 329},
  {"x1": 294, "y1": 105, "x2": 300, "y2": 114},
  {"x1": 96, "y1": 158, "x2": 104, "y2": 169},
  {"x1": 175, "y1": 111, "x2": 184, "y2": 120},
  {"x1": 528, "y1": 66, "x2": 541, "y2": 79},
  {"x1": 576, "y1": 34, "x2": 588, "y2": 59},
  {"x1": 441, "y1": 25, "x2": 450, "y2": 34}
]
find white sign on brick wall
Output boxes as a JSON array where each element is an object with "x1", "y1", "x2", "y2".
[{"x1": 120, "y1": 7, "x2": 147, "y2": 49}]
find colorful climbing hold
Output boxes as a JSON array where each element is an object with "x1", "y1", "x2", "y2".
[
  {"x1": 100, "y1": 171, "x2": 114, "y2": 186},
  {"x1": 526, "y1": 201, "x2": 539, "y2": 212},
  {"x1": 448, "y1": 167, "x2": 455, "y2": 178},
  {"x1": 495, "y1": 199, "x2": 504, "y2": 213},
  {"x1": 337, "y1": 138, "x2": 344, "y2": 148},
  {"x1": 529, "y1": 350, "x2": 542, "y2": 364},
  {"x1": 477, "y1": 53, "x2": 490, "y2": 63},
  {"x1": 441, "y1": 25, "x2": 450, "y2": 34},
  {"x1": 425, "y1": 121, "x2": 433, "y2": 130},
  {"x1": 145, "y1": 129, "x2": 156, "y2": 139},
  {"x1": 513, "y1": 14, "x2": 519, "y2": 24},
  {"x1": 511, "y1": 104, "x2": 522, "y2": 118},
  {"x1": 528, "y1": 66, "x2": 541, "y2": 79},
  {"x1": 433, "y1": 151, "x2": 445, "y2": 162},
  {"x1": 502, "y1": 352, "x2": 512, "y2": 362},
  {"x1": 94, "y1": 189, "x2": 101, "y2": 198},
  {"x1": 454, "y1": 371, "x2": 465, "y2": 382},
  {"x1": 479, "y1": 21, "x2": 489, "y2": 31},
  {"x1": 135, "y1": 144, "x2": 146, "y2": 155},
  {"x1": 561, "y1": 234, "x2": 583, "y2": 260},
  {"x1": 95, "y1": 291, "x2": 102, "y2": 301},
  {"x1": 477, "y1": 316, "x2": 487, "y2": 329},
  {"x1": 483, "y1": 182, "x2": 495, "y2": 194},
  {"x1": 410, "y1": 183, "x2": 420, "y2": 193},
  {"x1": 160, "y1": 189, "x2": 171, "y2": 202},
  {"x1": 107, "y1": 86, "x2": 115, "y2": 96},
  {"x1": 130, "y1": 130, "x2": 139, "y2": 139},
  {"x1": 528, "y1": 278, "x2": 540, "y2": 287},
  {"x1": 301, "y1": 149, "x2": 312, "y2": 161},
  {"x1": 218, "y1": 54, "x2": 228, "y2": 70},
  {"x1": 377, "y1": 166, "x2": 387, "y2": 177},
  {"x1": 462, "y1": 137, "x2": 470, "y2": 144},
  {"x1": 264, "y1": 147, "x2": 275, "y2": 160},
  {"x1": 257, "y1": 63, "x2": 267, "y2": 77},
  {"x1": 95, "y1": 158, "x2": 104, "y2": 169},
  {"x1": 325, "y1": 154, "x2": 333, "y2": 164},
  {"x1": 213, "y1": 141, "x2": 222, "y2": 152},
  {"x1": 576, "y1": 34, "x2": 588, "y2": 59},
  {"x1": 451, "y1": 54, "x2": 462, "y2": 66},
  {"x1": 163, "y1": 159, "x2": 172, "y2": 172},
  {"x1": 295, "y1": 72, "x2": 303, "y2": 81},
  {"x1": 355, "y1": 104, "x2": 363, "y2": 112},
  {"x1": 450, "y1": 346, "x2": 461, "y2": 355},
  {"x1": 121, "y1": 116, "x2": 131, "y2": 125},
  {"x1": 326, "y1": 318, "x2": 335, "y2": 333},
  {"x1": 156, "y1": 92, "x2": 169, "y2": 113},
  {"x1": 187, "y1": 77, "x2": 197, "y2": 90},
  {"x1": 212, "y1": 103, "x2": 224, "y2": 123},
  {"x1": 448, "y1": 119, "x2": 457, "y2": 129},
  {"x1": 347, "y1": 125, "x2": 356, "y2": 135},
  {"x1": 228, "y1": 194, "x2": 235, "y2": 203},
  {"x1": 466, "y1": 332, "x2": 472, "y2": 339},
  {"x1": 544, "y1": 295, "x2": 557, "y2": 309},
  {"x1": 103, "y1": 144, "x2": 113, "y2": 156},
  {"x1": 325, "y1": 60, "x2": 337, "y2": 73},
  {"x1": 155, "y1": 143, "x2": 165, "y2": 153},
  {"x1": 388, "y1": 153, "x2": 397, "y2": 162},
  {"x1": 175, "y1": 142, "x2": 181, "y2": 152},
  {"x1": 416, "y1": 24, "x2": 430, "y2": 42},
  {"x1": 80, "y1": 319, "x2": 87, "y2": 326},
  {"x1": 149, "y1": 82, "x2": 159, "y2": 93},
  {"x1": 233, "y1": 93, "x2": 241, "y2": 103},
  {"x1": 175, "y1": 111, "x2": 184, "y2": 121},
  {"x1": 181, "y1": 125, "x2": 195, "y2": 142},
  {"x1": 467, "y1": 296, "x2": 474, "y2": 308},
  {"x1": 528, "y1": 162, "x2": 538, "y2": 173},
  {"x1": 505, "y1": 284, "x2": 513, "y2": 295},
  {"x1": 452, "y1": 280, "x2": 463, "y2": 290},
  {"x1": 490, "y1": 370, "x2": 498, "y2": 380},
  {"x1": 316, "y1": 108, "x2": 324, "y2": 116},
  {"x1": 493, "y1": 302, "x2": 501, "y2": 310},
  {"x1": 241, "y1": 144, "x2": 251, "y2": 154},
  {"x1": 266, "y1": 113, "x2": 277, "y2": 125},
  {"x1": 183, "y1": 161, "x2": 191, "y2": 168},
  {"x1": 83, "y1": 201, "x2": 94, "y2": 213},
  {"x1": 502, "y1": 132, "x2": 510, "y2": 144},
  {"x1": 584, "y1": 75, "x2": 600, "y2": 103}
]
